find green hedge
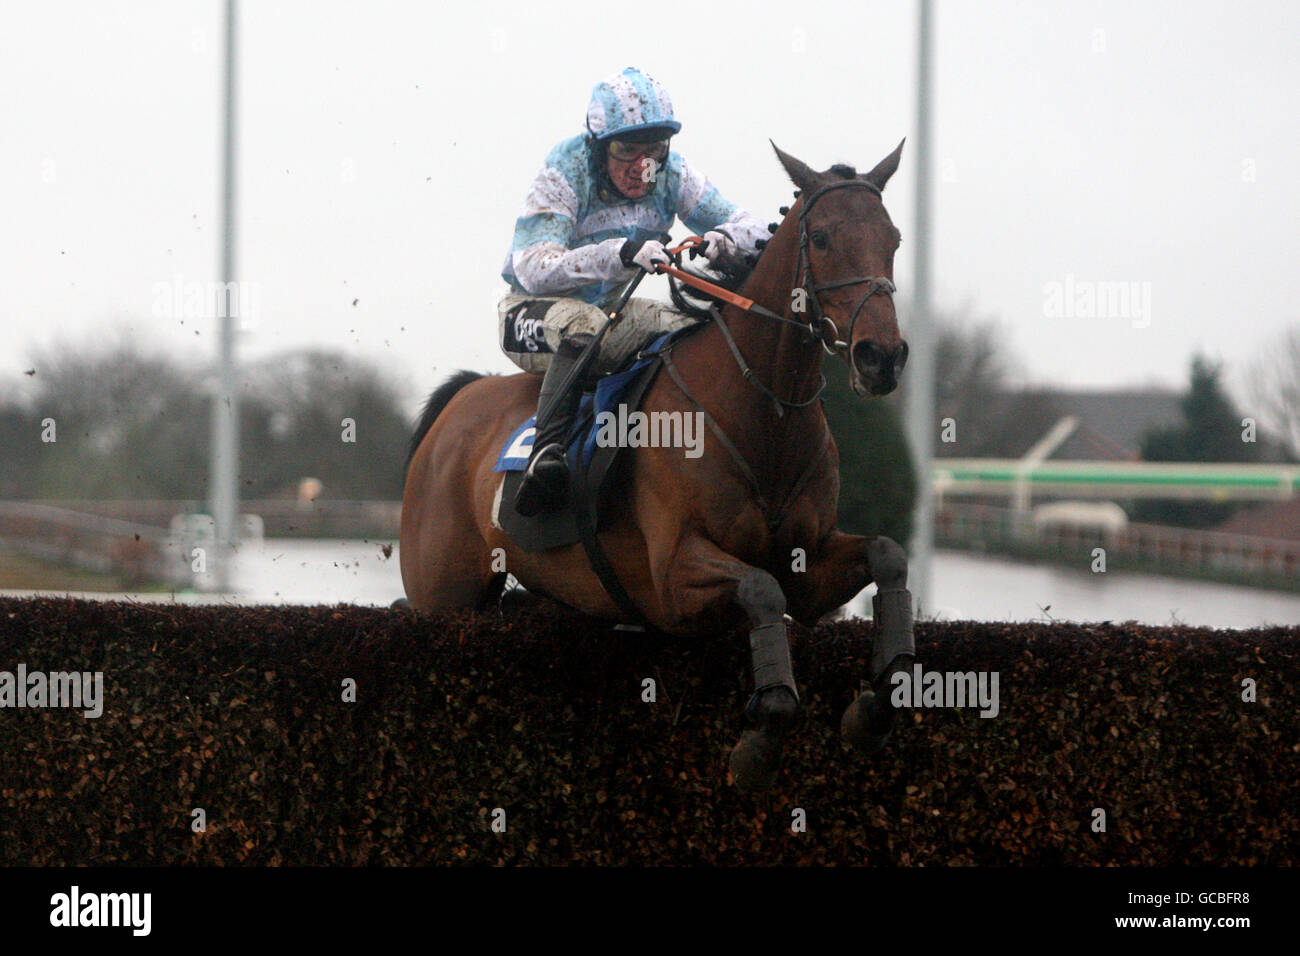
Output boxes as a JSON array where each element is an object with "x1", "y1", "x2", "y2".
[{"x1": 0, "y1": 597, "x2": 1294, "y2": 865}]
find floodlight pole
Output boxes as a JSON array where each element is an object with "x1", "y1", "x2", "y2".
[
  {"x1": 905, "y1": 0, "x2": 936, "y2": 614},
  {"x1": 210, "y1": 0, "x2": 239, "y2": 592}
]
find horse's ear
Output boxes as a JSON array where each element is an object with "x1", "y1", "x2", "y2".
[
  {"x1": 862, "y1": 138, "x2": 906, "y2": 191},
  {"x1": 770, "y1": 140, "x2": 822, "y2": 193}
]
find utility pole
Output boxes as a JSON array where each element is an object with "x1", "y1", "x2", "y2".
[
  {"x1": 210, "y1": 0, "x2": 239, "y2": 592},
  {"x1": 905, "y1": 0, "x2": 936, "y2": 614}
]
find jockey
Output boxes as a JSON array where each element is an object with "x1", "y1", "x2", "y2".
[{"x1": 501, "y1": 66, "x2": 769, "y2": 516}]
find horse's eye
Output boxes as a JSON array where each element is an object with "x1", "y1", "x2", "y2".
[{"x1": 810, "y1": 231, "x2": 829, "y2": 250}]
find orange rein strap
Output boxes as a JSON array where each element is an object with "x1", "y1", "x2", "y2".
[
  {"x1": 656, "y1": 238, "x2": 788, "y2": 323},
  {"x1": 654, "y1": 236, "x2": 827, "y2": 415}
]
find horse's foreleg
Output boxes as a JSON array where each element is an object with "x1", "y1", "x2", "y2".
[
  {"x1": 658, "y1": 537, "x2": 798, "y2": 793},
  {"x1": 731, "y1": 569, "x2": 800, "y2": 793},
  {"x1": 791, "y1": 532, "x2": 916, "y2": 755}
]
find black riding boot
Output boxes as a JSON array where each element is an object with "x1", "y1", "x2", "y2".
[{"x1": 513, "y1": 333, "x2": 593, "y2": 517}]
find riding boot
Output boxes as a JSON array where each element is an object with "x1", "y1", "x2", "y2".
[{"x1": 513, "y1": 333, "x2": 593, "y2": 517}]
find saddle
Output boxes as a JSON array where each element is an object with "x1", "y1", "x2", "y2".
[{"x1": 493, "y1": 324, "x2": 704, "y2": 555}]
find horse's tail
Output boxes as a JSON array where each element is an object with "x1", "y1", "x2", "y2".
[{"x1": 406, "y1": 370, "x2": 486, "y2": 469}]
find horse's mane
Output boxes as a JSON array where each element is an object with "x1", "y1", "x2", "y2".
[
  {"x1": 668, "y1": 255, "x2": 754, "y2": 319},
  {"x1": 669, "y1": 162, "x2": 858, "y2": 319},
  {"x1": 407, "y1": 369, "x2": 485, "y2": 469}
]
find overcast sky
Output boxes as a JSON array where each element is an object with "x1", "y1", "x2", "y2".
[{"x1": 2, "y1": 0, "x2": 1296, "y2": 415}]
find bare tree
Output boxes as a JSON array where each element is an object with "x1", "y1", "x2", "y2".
[
  {"x1": 11, "y1": 328, "x2": 413, "y2": 499},
  {"x1": 1244, "y1": 325, "x2": 1300, "y2": 458},
  {"x1": 898, "y1": 300, "x2": 1034, "y2": 457},
  {"x1": 23, "y1": 329, "x2": 208, "y2": 497}
]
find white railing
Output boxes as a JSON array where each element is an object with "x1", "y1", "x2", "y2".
[
  {"x1": 0, "y1": 500, "x2": 403, "y2": 589},
  {"x1": 937, "y1": 503, "x2": 1300, "y2": 583},
  {"x1": 0, "y1": 501, "x2": 178, "y2": 586},
  {"x1": 27, "y1": 499, "x2": 401, "y2": 538}
]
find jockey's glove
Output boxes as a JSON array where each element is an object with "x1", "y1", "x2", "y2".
[
  {"x1": 700, "y1": 229, "x2": 738, "y2": 263},
  {"x1": 619, "y1": 237, "x2": 671, "y2": 274}
]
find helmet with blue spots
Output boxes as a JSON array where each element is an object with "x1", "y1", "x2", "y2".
[{"x1": 585, "y1": 67, "x2": 682, "y2": 141}]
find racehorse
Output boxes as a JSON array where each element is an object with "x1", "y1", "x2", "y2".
[{"x1": 401, "y1": 141, "x2": 916, "y2": 792}]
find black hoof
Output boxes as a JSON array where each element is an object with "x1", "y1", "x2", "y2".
[
  {"x1": 729, "y1": 730, "x2": 785, "y2": 793},
  {"x1": 730, "y1": 686, "x2": 798, "y2": 793},
  {"x1": 840, "y1": 688, "x2": 899, "y2": 756}
]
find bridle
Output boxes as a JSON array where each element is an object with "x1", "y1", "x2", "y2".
[
  {"x1": 662, "y1": 177, "x2": 897, "y2": 363},
  {"x1": 792, "y1": 178, "x2": 897, "y2": 357},
  {"x1": 641, "y1": 177, "x2": 899, "y2": 524},
  {"x1": 654, "y1": 176, "x2": 898, "y2": 414}
]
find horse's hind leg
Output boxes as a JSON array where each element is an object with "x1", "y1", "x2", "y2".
[
  {"x1": 400, "y1": 511, "x2": 499, "y2": 612},
  {"x1": 657, "y1": 536, "x2": 799, "y2": 793}
]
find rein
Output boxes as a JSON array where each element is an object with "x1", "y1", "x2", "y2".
[
  {"x1": 659, "y1": 178, "x2": 897, "y2": 358},
  {"x1": 657, "y1": 240, "x2": 822, "y2": 417},
  {"x1": 630, "y1": 180, "x2": 897, "y2": 532}
]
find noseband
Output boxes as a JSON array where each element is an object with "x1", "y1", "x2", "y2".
[
  {"x1": 652, "y1": 176, "x2": 899, "y2": 415},
  {"x1": 794, "y1": 178, "x2": 897, "y2": 356}
]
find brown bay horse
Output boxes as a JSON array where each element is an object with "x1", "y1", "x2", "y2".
[{"x1": 401, "y1": 141, "x2": 916, "y2": 792}]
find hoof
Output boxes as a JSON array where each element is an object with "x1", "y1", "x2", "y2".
[
  {"x1": 730, "y1": 686, "x2": 798, "y2": 793},
  {"x1": 729, "y1": 730, "x2": 785, "y2": 793},
  {"x1": 391, "y1": 597, "x2": 411, "y2": 610},
  {"x1": 840, "y1": 689, "x2": 898, "y2": 756}
]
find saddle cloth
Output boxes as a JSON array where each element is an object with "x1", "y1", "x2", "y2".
[{"x1": 492, "y1": 326, "x2": 698, "y2": 552}]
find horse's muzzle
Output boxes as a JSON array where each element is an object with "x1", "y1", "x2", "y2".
[{"x1": 852, "y1": 339, "x2": 909, "y2": 395}]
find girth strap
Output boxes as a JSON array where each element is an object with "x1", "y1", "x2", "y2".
[{"x1": 570, "y1": 465, "x2": 643, "y2": 624}]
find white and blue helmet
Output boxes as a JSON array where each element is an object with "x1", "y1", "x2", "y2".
[{"x1": 585, "y1": 67, "x2": 682, "y2": 141}]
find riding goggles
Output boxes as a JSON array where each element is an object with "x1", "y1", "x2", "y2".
[{"x1": 607, "y1": 138, "x2": 670, "y2": 162}]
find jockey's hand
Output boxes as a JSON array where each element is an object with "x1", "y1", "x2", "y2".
[
  {"x1": 619, "y1": 237, "x2": 670, "y2": 274},
  {"x1": 700, "y1": 229, "x2": 738, "y2": 264}
]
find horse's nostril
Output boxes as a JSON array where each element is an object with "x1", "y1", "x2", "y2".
[
  {"x1": 853, "y1": 341, "x2": 882, "y2": 370},
  {"x1": 852, "y1": 341, "x2": 906, "y2": 395}
]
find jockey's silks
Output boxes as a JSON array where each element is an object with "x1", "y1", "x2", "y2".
[{"x1": 502, "y1": 135, "x2": 768, "y2": 309}]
